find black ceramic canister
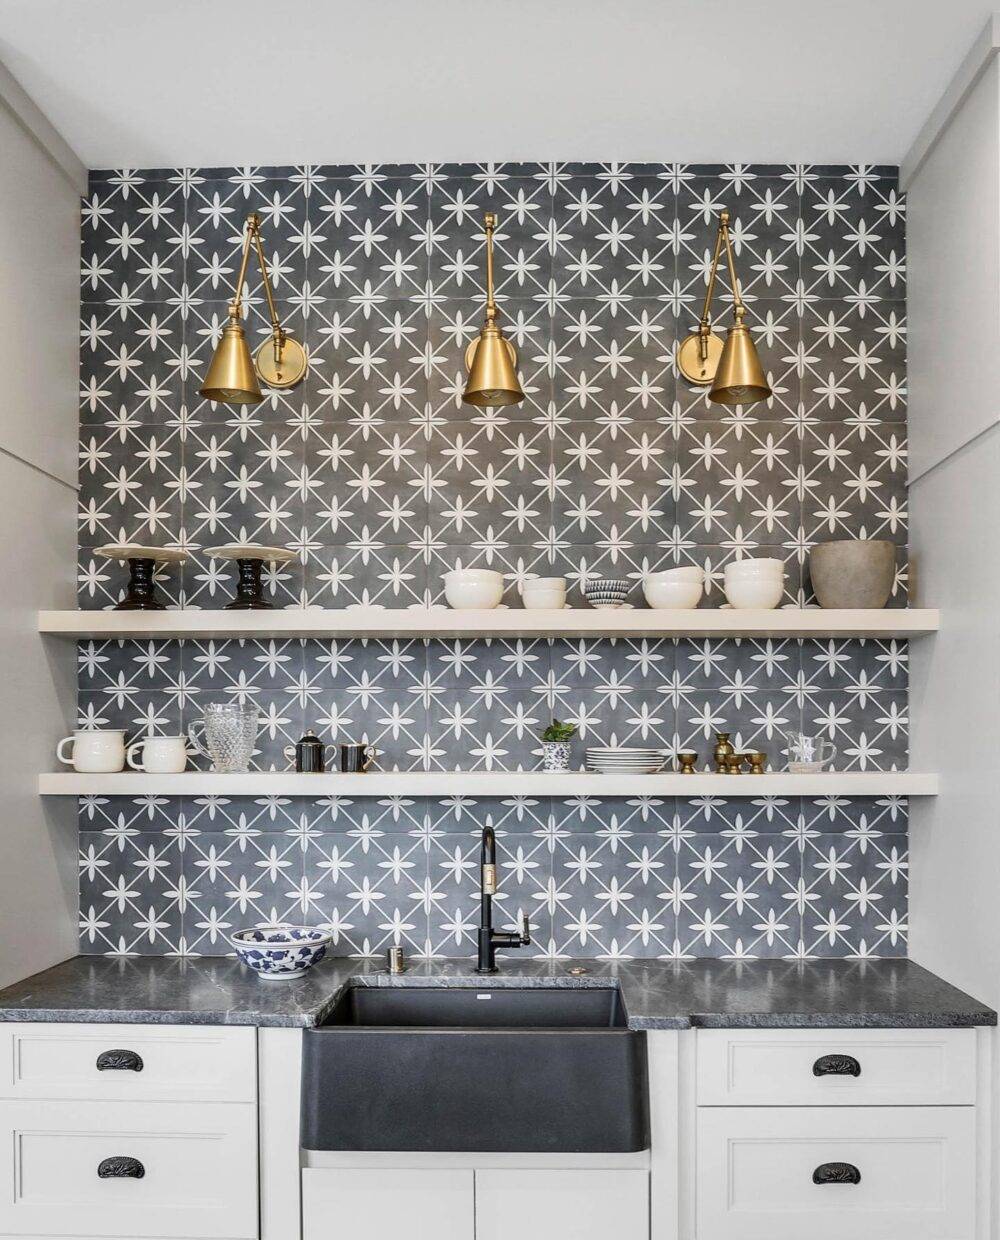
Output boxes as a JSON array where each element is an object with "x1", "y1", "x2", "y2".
[{"x1": 287, "y1": 731, "x2": 326, "y2": 773}]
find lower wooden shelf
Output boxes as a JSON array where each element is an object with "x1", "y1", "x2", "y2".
[{"x1": 37, "y1": 771, "x2": 938, "y2": 797}]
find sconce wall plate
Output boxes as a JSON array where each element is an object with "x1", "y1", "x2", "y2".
[
  {"x1": 255, "y1": 335, "x2": 308, "y2": 389},
  {"x1": 677, "y1": 330, "x2": 725, "y2": 386}
]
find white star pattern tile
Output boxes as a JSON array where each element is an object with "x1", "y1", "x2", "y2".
[{"x1": 76, "y1": 162, "x2": 907, "y2": 960}]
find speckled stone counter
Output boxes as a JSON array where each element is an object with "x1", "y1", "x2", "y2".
[{"x1": 0, "y1": 955, "x2": 992, "y2": 1030}]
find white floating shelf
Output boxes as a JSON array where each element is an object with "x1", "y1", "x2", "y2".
[
  {"x1": 38, "y1": 607, "x2": 940, "y2": 641},
  {"x1": 38, "y1": 771, "x2": 939, "y2": 797}
]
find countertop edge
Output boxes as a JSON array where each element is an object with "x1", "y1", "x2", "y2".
[
  {"x1": 682, "y1": 1011, "x2": 998, "y2": 1030},
  {"x1": 2, "y1": 1005, "x2": 994, "y2": 1031}
]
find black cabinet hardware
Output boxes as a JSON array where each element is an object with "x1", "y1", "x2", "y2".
[
  {"x1": 96, "y1": 1049, "x2": 144, "y2": 1072},
  {"x1": 98, "y1": 1156, "x2": 145, "y2": 1179},
  {"x1": 812, "y1": 1053, "x2": 861, "y2": 1077},
  {"x1": 812, "y1": 1161, "x2": 861, "y2": 1185}
]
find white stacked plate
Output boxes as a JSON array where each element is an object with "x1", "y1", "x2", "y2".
[{"x1": 586, "y1": 747, "x2": 669, "y2": 774}]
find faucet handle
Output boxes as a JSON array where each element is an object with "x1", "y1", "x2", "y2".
[{"x1": 518, "y1": 910, "x2": 531, "y2": 946}]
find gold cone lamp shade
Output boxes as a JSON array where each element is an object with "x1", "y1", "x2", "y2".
[
  {"x1": 462, "y1": 211, "x2": 525, "y2": 407},
  {"x1": 199, "y1": 314, "x2": 262, "y2": 404},
  {"x1": 709, "y1": 313, "x2": 771, "y2": 405},
  {"x1": 676, "y1": 209, "x2": 771, "y2": 406},
  {"x1": 464, "y1": 326, "x2": 523, "y2": 407}
]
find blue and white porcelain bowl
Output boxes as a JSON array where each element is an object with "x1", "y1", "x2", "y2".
[
  {"x1": 584, "y1": 578, "x2": 631, "y2": 609},
  {"x1": 231, "y1": 925, "x2": 332, "y2": 980}
]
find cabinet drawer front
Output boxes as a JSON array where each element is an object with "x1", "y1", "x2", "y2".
[
  {"x1": 0, "y1": 1024, "x2": 256, "y2": 1102},
  {"x1": 475, "y1": 1169, "x2": 649, "y2": 1240},
  {"x1": 0, "y1": 1099, "x2": 258, "y2": 1238},
  {"x1": 303, "y1": 1168, "x2": 473, "y2": 1240},
  {"x1": 696, "y1": 1028, "x2": 976, "y2": 1105},
  {"x1": 697, "y1": 1106, "x2": 975, "y2": 1240}
]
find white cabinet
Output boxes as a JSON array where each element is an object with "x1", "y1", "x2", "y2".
[
  {"x1": 303, "y1": 1168, "x2": 473, "y2": 1240},
  {"x1": 0, "y1": 1022, "x2": 259, "y2": 1240},
  {"x1": 692, "y1": 1028, "x2": 983, "y2": 1240},
  {"x1": 696, "y1": 1105, "x2": 976, "y2": 1240},
  {"x1": 475, "y1": 1169, "x2": 648, "y2": 1240}
]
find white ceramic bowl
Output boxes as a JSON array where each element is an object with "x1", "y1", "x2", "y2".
[
  {"x1": 643, "y1": 576, "x2": 703, "y2": 609},
  {"x1": 443, "y1": 569, "x2": 504, "y2": 610},
  {"x1": 724, "y1": 563, "x2": 784, "y2": 577},
  {"x1": 724, "y1": 557, "x2": 784, "y2": 575},
  {"x1": 724, "y1": 577, "x2": 784, "y2": 609},
  {"x1": 648, "y1": 566, "x2": 705, "y2": 584}
]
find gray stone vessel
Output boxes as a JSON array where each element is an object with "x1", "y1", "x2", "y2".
[{"x1": 809, "y1": 539, "x2": 896, "y2": 608}]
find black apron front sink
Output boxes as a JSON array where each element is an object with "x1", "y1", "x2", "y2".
[{"x1": 301, "y1": 985, "x2": 648, "y2": 1153}]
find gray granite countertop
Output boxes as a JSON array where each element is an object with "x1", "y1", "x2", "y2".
[{"x1": 0, "y1": 955, "x2": 992, "y2": 1030}]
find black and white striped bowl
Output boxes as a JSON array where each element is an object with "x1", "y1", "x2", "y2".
[{"x1": 584, "y1": 579, "x2": 630, "y2": 607}]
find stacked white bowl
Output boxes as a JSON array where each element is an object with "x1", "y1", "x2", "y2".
[
  {"x1": 586, "y1": 747, "x2": 669, "y2": 774},
  {"x1": 443, "y1": 569, "x2": 505, "y2": 609},
  {"x1": 643, "y1": 566, "x2": 704, "y2": 609},
  {"x1": 520, "y1": 576, "x2": 567, "y2": 610},
  {"x1": 723, "y1": 557, "x2": 785, "y2": 609}
]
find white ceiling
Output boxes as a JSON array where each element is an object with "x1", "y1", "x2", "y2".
[{"x1": 0, "y1": 0, "x2": 991, "y2": 169}]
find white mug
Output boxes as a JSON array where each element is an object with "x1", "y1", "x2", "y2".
[
  {"x1": 56, "y1": 730, "x2": 126, "y2": 773},
  {"x1": 127, "y1": 736, "x2": 188, "y2": 774},
  {"x1": 521, "y1": 577, "x2": 567, "y2": 610}
]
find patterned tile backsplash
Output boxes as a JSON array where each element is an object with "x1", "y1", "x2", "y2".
[{"x1": 76, "y1": 162, "x2": 908, "y2": 961}]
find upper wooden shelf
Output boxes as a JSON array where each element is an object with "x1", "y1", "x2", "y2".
[
  {"x1": 37, "y1": 607, "x2": 940, "y2": 641},
  {"x1": 37, "y1": 770, "x2": 938, "y2": 798}
]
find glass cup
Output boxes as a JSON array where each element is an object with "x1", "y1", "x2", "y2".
[
  {"x1": 188, "y1": 703, "x2": 260, "y2": 773},
  {"x1": 783, "y1": 731, "x2": 837, "y2": 773}
]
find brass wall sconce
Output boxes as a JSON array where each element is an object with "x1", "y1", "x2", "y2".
[
  {"x1": 677, "y1": 210, "x2": 772, "y2": 405},
  {"x1": 462, "y1": 212, "x2": 525, "y2": 407},
  {"x1": 199, "y1": 212, "x2": 308, "y2": 405}
]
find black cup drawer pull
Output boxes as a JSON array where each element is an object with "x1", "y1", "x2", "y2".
[
  {"x1": 96, "y1": 1049, "x2": 144, "y2": 1073},
  {"x1": 98, "y1": 1156, "x2": 145, "y2": 1180},
  {"x1": 812, "y1": 1053, "x2": 861, "y2": 1078},
  {"x1": 813, "y1": 1161, "x2": 861, "y2": 1185}
]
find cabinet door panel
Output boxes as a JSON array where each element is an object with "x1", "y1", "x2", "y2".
[
  {"x1": 0, "y1": 1099, "x2": 257, "y2": 1238},
  {"x1": 475, "y1": 1169, "x2": 648, "y2": 1240},
  {"x1": 697, "y1": 1106, "x2": 975, "y2": 1240},
  {"x1": 302, "y1": 1168, "x2": 473, "y2": 1240}
]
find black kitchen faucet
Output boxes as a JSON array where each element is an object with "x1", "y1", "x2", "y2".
[{"x1": 476, "y1": 824, "x2": 531, "y2": 973}]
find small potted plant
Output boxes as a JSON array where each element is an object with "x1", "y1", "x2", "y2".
[{"x1": 541, "y1": 719, "x2": 577, "y2": 772}]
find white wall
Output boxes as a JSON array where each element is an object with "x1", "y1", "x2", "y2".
[
  {"x1": 906, "y1": 20, "x2": 1000, "y2": 1011},
  {"x1": 904, "y1": 27, "x2": 1000, "y2": 1239},
  {"x1": 906, "y1": 55, "x2": 1000, "y2": 482},
  {"x1": 0, "y1": 78, "x2": 82, "y2": 985}
]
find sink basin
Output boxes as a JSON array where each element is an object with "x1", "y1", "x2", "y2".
[
  {"x1": 301, "y1": 985, "x2": 648, "y2": 1153},
  {"x1": 322, "y1": 984, "x2": 629, "y2": 1028}
]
